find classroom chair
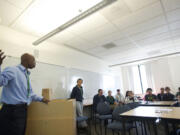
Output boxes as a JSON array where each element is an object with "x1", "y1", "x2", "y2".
[
  {"x1": 76, "y1": 116, "x2": 91, "y2": 135},
  {"x1": 106, "y1": 105, "x2": 138, "y2": 135},
  {"x1": 94, "y1": 102, "x2": 112, "y2": 135}
]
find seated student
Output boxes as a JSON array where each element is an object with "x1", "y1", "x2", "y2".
[
  {"x1": 115, "y1": 89, "x2": 125, "y2": 104},
  {"x1": 125, "y1": 91, "x2": 138, "y2": 104},
  {"x1": 176, "y1": 87, "x2": 180, "y2": 98},
  {"x1": 173, "y1": 95, "x2": 180, "y2": 107},
  {"x1": 106, "y1": 90, "x2": 115, "y2": 105},
  {"x1": 144, "y1": 88, "x2": 157, "y2": 101},
  {"x1": 93, "y1": 89, "x2": 106, "y2": 112},
  {"x1": 157, "y1": 87, "x2": 166, "y2": 101},
  {"x1": 164, "y1": 87, "x2": 175, "y2": 101}
]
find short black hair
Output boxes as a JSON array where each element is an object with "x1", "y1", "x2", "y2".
[
  {"x1": 117, "y1": 89, "x2": 120, "y2": 92},
  {"x1": 146, "y1": 88, "x2": 152, "y2": 92},
  {"x1": 165, "y1": 86, "x2": 170, "y2": 91},
  {"x1": 98, "y1": 89, "x2": 103, "y2": 93},
  {"x1": 178, "y1": 87, "x2": 180, "y2": 91},
  {"x1": 77, "y1": 78, "x2": 83, "y2": 83}
]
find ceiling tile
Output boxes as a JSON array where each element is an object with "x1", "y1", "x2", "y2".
[
  {"x1": 113, "y1": 38, "x2": 132, "y2": 46},
  {"x1": 87, "y1": 46, "x2": 107, "y2": 54},
  {"x1": 122, "y1": 15, "x2": 167, "y2": 36},
  {"x1": 67, "y1": 12, "x2": 109, "y2": 35},
  {"x1": 169, "y1": 20, "x2": 180, "y2": 30},
  {"x1": 123, "y1": 0, "x2": 158, "y2": 11},
  {"x1": 100, "y1": 0, "x2": 131, "y2": 21},
  {"x1": 101, "y1": 47, "x2": 142, "y2": 62},
  {"x1": 6, "y1": 0, "x2": 32, "y2": 9},
  {"x1": 92, "y1": 31, "x2": 127, "y2": 45},
  {"x1": 78, "y1": 23, "x2": 118, "y2": 42},
  {"x1": 130, "y1": 25, "x2": 169, "y2": 41},
  {"x1": 174, "y1": 38, "x2": 180, "y2": 48},
  {"x1": 113, "y1": 2, "x2": 163, "y2": 30},
  {"x1": 143, "y1": 39, "x2": 173, "y2": 49},
  {"x1": 0, "y1": 0, "x2": 21, "y2": 25},
  {"x1": 136, "y1": 32, "x2": 171, "y2": 47},
  {"x1": 171, "y1": 28, "x2": 180, "y2": 41},
  {"x1": 64, "y1": 37, "x2": 96, "y2": 50},
  {"x1": 98, "y1": 43, "x2": 137, "y2": 56},
  {"x1": 167, "y1": 8, "x2": 180, "y2": 23},
  {"x1": 161, "y1": 0, "x2": 180, "y2": 12},
  {"x1": 49, "y1": 30, "x2": 76, "y2": 44}
]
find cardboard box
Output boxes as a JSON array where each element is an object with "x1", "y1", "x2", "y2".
[
  {"x1": 42, "y1": 88, "x2": 52, "y2": 100},
  {"x1": 26, "y1": 99, "x2": 76, "y2": 135}
]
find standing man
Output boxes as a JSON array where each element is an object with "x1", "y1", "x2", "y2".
[
  {"x1": 0, "y1": 51, "x2": 49, "y2": 135},
  {"x1": 70, "y1": 78, "x2": 87, "y2": 128}
]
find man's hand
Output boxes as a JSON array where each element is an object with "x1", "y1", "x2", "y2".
[
  {"x1": 42, "y1": 98, "x2": 50, "y2": 104},
  {"x1": 0, "y1": 50, "x2": 6, "y2": 65}
]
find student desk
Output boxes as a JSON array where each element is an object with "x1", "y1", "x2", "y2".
[
  {"x1": 120, "y1": 106, "x2": 180, "y2": 135},
  {"x1": 83, "y1": 99, "x2": 93, "y2": 107},
  {"x1": 140, "y1": 101, "x2": 176, "y2": 106}
]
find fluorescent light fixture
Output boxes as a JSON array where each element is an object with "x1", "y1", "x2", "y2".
[{"x1": 32, "y1": 0, "x2": 116, "y2": 46}]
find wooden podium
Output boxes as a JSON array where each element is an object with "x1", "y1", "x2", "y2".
[{"x1": 26, "y1": 99, "x2": 76, "y2": 135}]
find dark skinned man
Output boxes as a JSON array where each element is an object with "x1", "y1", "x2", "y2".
[{"x1": 0, "y1": 51, "x2": 49, "y2": 135}]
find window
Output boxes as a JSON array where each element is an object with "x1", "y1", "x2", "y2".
[
  {"x1": 103, "y1": 75, "x2": 115, "y2": 92},
  {"x1": 139, "y1": 65, "x2": 148, "y2": 92},
  {"x1": 132, "y1": 65, "x2": 148, "y2": 94}
]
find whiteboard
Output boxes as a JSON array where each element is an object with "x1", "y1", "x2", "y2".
[{"x1": 0, "y1": 56, "x2": 121, "y2": 100}]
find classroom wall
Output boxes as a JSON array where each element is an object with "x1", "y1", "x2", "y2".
[
  {"x1": 0, "y1": 25, "x2": 110, "y2": 74},
  {"x1": 0, "y1": 25, "x2": 123, "y2": 99}
]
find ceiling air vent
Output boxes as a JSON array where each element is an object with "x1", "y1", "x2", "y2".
[{"x1": 102, "y1": 43, "x2": 117, "y2": 49}]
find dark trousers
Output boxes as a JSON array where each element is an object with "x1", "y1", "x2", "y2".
[{"x1": 0, "y1": 104, "x2": 27, "y2": 135}]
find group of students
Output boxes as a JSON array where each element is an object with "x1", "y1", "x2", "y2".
[
  {"x1": 92, "y1": 86, "x2": 180, "y2": 112},
  {"x1": 70, "y1": 78, "x2": 180, "y2": 130},
  {"x1": 93, "y1": 89, "x2": 138, "y2": 112},
  {"x1": 144, "y1": 86, "x2": 180, "y2": 101}
]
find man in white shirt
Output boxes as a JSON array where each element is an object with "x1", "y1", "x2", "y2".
[{"x1": 115, "y1": 89, "x2": 125, "y2": 104}]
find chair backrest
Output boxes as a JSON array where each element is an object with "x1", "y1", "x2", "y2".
[
  {"x1": 112, "y1": 104, "x2": 131, "y2": 120},
  {"x1": 96, "y1": 102, "x2": 111, "y2": 115}
]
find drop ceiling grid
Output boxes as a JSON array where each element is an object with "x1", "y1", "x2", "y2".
[{"x1": 0, "y1": 0, "x2": 180, "y2": 65}]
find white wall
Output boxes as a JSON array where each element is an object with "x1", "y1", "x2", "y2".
[
  {"x1": 0, "y1": 25, "x2": 124, "y2": 99},
  {"x1": 0, "y1": 25, "x2": 110, "y2": 74}
]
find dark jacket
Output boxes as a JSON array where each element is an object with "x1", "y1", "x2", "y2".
[
  {"x1": 93, "y1": 94, "x2": 106, "y2": 112},
  {"x1": 70, "y1": 85, "x2": 83, "y2": 102},
  {"x1": 157, "y1": 93, "x2": 165, "y2": 101},
  {"x1": 164, "y1": 93, "x2": 175, "y2": 101},
  {"x1": 106, "y1": 96, "x2": 115, "y2": 105},
  {"x1": 176, "y1": 92, "x2": 180, "y2": 97},
  {"x1": 145, "y1": 94, "x2": 157, "y2": 101}
]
